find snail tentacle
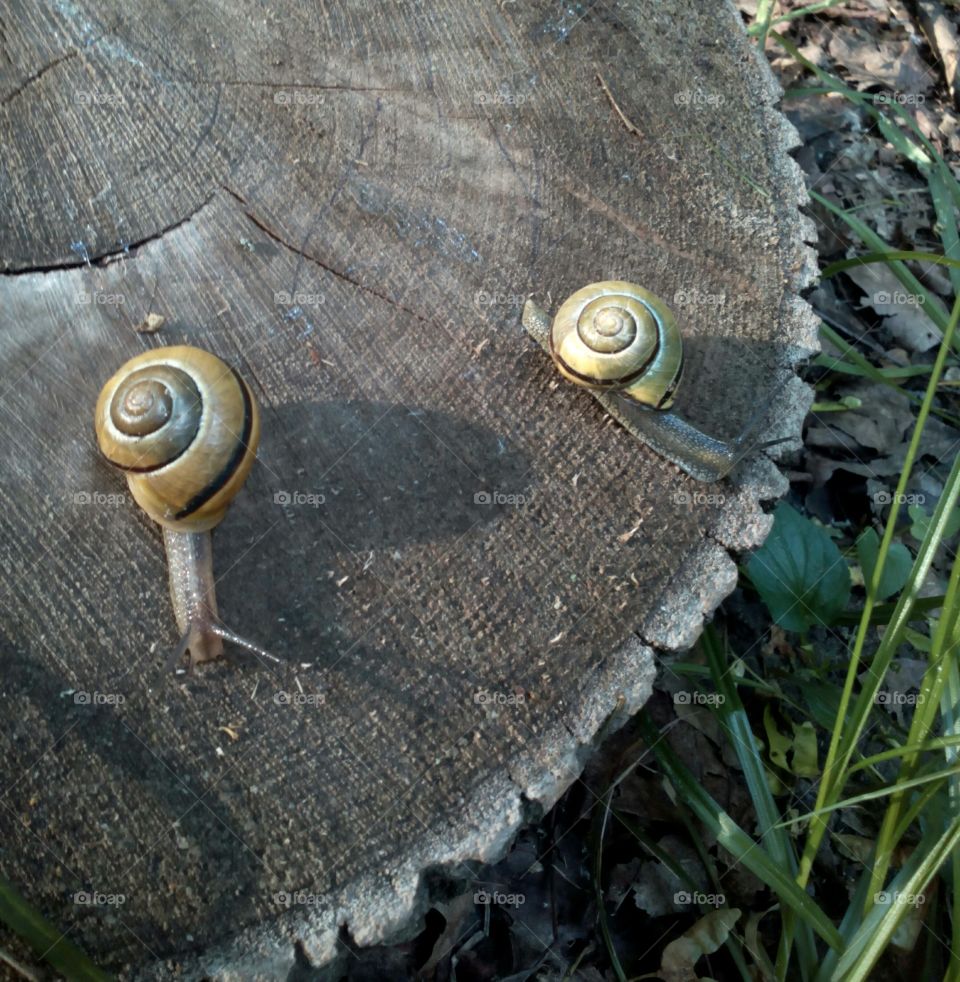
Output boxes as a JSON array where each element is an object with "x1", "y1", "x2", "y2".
[
  {"x1": 210, "y1": 625, "x2": 282, "y2": 665},
  {"x1": 522, "y1": 298, "x2": 552, "y2": 345},
  {"x1": 162, "y1": 527, "x2": 280, "y2": 670}
]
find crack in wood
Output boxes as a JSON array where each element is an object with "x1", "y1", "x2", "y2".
[
  {"x1": 1, "y1": 47, "x2": 80, "y2": 107},
  {"x1": 0, "y1": 189, "x2": 218, "y2": 276},
  {"x1": 222, "y1": 184, "x2": 434, "y2": 327}
]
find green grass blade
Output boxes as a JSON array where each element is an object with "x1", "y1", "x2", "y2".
[
  {"x1": 799, "y1": 294, "x2": 960, "y2": 889},
  {"x1": 700, "y1": 628, "x2": 816, "y2": 977},
  {"x1": 942, "y1": 658, "x2": 960, "y2": 969},
  {"x1": 591, "y1": 790, "x2": 627, "y2": 982},
  {"x1": 636, "y1": 712, "x2": 842, "y2": 951},
  {"x1": 750, "y1": 0, "x2": 847, "y2": 30},
  {"x1": 0, "y1": 876, "x2": 113, "y2": 982},
  {"x1": 811, "y1": 192, "x2": 949, "y2": 335},
  {"x1": 777, "y1": 765, "x2": 956, "y2": 826},
  {"x1": 752, "y1": 0, "x2": 776, "y2": 49},
  {"x1": 847, "y1": 735, "x2": 960, "y2": 773},
  {"x1": 822, "y1": 250, "x2": 960, "y2": 278},
  {"x1": 816, "y1": 323, "x2": 960, "y2": 426},
  {"x1": 867, "y1": 508, "x2": 960, "y2": 900},
  {"x1": 929, "y1": 168, "x2": 960, "y2": 296},
  {"x1": 833, "y1": 594, "x2": 946, "y2": 626},
  {"x1": 836, "y1": 818, "x2": 960, "y2": 980}
]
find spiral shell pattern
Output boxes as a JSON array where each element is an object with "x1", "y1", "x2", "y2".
[
  {"x1": 549, "y1": 281, "x2": 683, "y2": 409},
  {"x1": 95, "y1": 346, "x2": 260, "y2": 531}
]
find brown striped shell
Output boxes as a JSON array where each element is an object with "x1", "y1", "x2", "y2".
[
  {"x1": 94, "y1": 346, "x2": 260, "y2": 532},
  {"x1": 549, "y1": 281, "x2": 683, "y2": 410}
]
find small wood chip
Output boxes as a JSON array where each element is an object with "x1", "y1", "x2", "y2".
[{"x1": 135, "y1": 312, "x2": 165, "y2": 333}]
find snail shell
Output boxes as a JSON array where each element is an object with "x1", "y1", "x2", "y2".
[
  {"x1": 94, "y1": 346, "x2": 260, "y2": 532},
  {"x1": 549, "y1": 280, "x2": 683, "y2": 409}
]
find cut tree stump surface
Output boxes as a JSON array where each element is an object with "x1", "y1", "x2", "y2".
[{"x1": 0, "y1": 1, "x2": 816, "y2": 977}]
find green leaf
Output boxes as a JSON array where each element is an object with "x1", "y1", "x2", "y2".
[
  {"x1": 764, "y1": 705, "x2": 792, "y2": 770},
  {"x1": 791, "y1": 722, "x2": 820, "y2": 778},
  {"x1": 800, "y1": 680, "x2": 845, "y2": 731},
  {"x1": 909, "y1": 503, "x2": 960, "y2": 541},
  {"x1": 856, "y1": 528, "x2": 913, "y2": 602},
  {"x1": 746, "y1": 503, "x2": 851, "y2": 632}
]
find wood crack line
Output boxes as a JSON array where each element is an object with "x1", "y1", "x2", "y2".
[
  {"x1": 0, "y1": 189, "x2": 217, "y2": 277},
  {"x1": 2, "y1": 48, "x2": 80, "y2": 107},
  {"x1": 221, "y1": 185, "x2": 432, "y2": 326}
]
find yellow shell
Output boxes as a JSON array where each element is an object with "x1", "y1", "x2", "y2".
[
  {"x1": 94, "y1": 346, "x2": 260, "y2": 532},
  {"x1": 549, "y1": 281, "x2": 683, "y2": 409}
]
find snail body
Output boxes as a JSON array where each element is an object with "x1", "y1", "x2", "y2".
[
  {"x1": 95, "y1": 345, "x2": 276, "y2": 669},
  {"x1": 523, "y1": 281, "x2": 774, "y2": 483}
]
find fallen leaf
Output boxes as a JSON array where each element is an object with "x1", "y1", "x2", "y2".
[
  {"x1": 829, "y1": 28, "x2": 935, "y2": 94},
  {"x1": 827, "y1": 381, "x2": 914, "y2": 453},
  {"x1": 659, "y1": 908, "x2": 741, "y2": 982}
]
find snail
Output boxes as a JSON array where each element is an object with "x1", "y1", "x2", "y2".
[
  {"x1": 522, "y1": 281, "x2": 779, "y2": 482},
  {"x1": 95, "y1": 345, "x2": 279, "y2": 670}
]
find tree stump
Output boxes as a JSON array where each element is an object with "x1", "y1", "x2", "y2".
[{"x1": 0, "y1": 0, "x2": 816, "y2": 977}]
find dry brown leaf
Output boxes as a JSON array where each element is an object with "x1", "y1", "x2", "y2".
[
  {"x1": 629, "y1": 835, "x2": 705, "y2": 917},
  {"x1": 918, "y1": 1, "x2": 959, "y2": 103},
  {"x1": 844, "y1": 263, "x2": 945, "y2": 352},
  {"x1": 659, "y1": 908, "x2": 741, "y2": 982},
  {"x1": 826, "y1": 381, "x2": 914, "y2": 453},
  {"x1": 829, "y1": 28, "x2": 936, "y2": 94}
]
